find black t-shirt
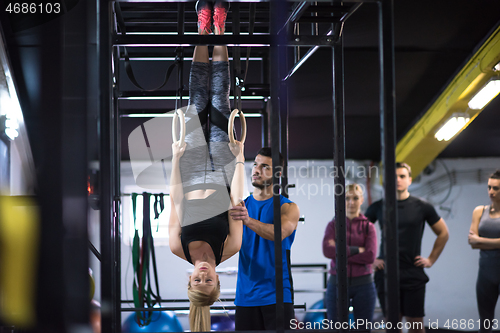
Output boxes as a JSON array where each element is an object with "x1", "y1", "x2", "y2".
[{"x1": 365, "y1": 195, "x2": 441, "y2": 269}]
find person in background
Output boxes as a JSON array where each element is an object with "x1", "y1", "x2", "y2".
[
  {"x1": 322, "y1": 183, "x2": 377, "y2": 330},
  {"x1": 365, "y1": 162, "x2": 449, "y2": 333},
  {"x1": 230, "y1": 147, "x2": 301, "y2": 330},
  {"x1": 468, "y1": 169, "x2": 500, "y2": 333}
]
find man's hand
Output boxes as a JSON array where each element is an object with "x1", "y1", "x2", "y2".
[
  {"x1": 229, "y1": 200, "x2": 250, "y2": 224},
  {"x1": 372, "y1": 258, "x2": 384, "y2": 271},
  {"x1": 414, "y1": 256, "x2": 433, "y2": 268}
]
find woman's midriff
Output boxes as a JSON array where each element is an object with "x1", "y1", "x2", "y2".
[{"x1": 184, "y1": 189, "x2": 216, "y2": 200}]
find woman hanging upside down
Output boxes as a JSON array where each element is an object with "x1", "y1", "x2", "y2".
[{"x1": 168, "y1": 1, "x2": 245, "y2": 331}]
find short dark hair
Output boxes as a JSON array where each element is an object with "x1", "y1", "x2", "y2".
[
  {"x1": 490, "y1": 170, "x2": 500, "y2": 180},
  {"x1": 256, "y1": 147, "x2": 285, "y2": 169},
  {"x1": 396, "y1": 162, "x2": 412, "y2": 177}
]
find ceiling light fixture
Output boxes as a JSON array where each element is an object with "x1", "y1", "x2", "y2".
[
  {"x1": 468, "y1": 78, "x2": 500, "y2": 110},
  {"x1": 434, "y1": 113, "x2": 470, "y2": 142}
]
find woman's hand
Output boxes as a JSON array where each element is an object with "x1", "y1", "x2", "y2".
[
  {"x1": 468, "y1": 230, "x2": 482, "y2": 248},
  {"x1": 372, "y1": 258, "x2": 384, "y2": 271},
  {"x1": 172, "y1": 141, "x2": 186, "y2": 159},
  {"x1": 229, "y1": 141, "x2": 244, "y2": 160}
]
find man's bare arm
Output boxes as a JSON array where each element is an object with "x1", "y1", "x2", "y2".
[{"x1": 229, "y1": 202, "x2": 300, "y2": 241}]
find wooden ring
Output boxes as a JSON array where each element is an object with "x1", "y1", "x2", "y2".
[
  {"x1": 228, "y1": 109, "x2": 246, "y2": 144},
  {"x1": 172, "y1": 108, "x2": 185, "y2": 146}
]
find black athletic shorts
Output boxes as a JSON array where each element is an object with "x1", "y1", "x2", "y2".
[
  {"x1": 374, "y1": 267, "x2": 428, "y2": 318},
  {"x1": 235, "y1": 303, "x2": 295, "y2": 330},
  {"x1": 400, "y1": 283, "x2": 426, "y2": 318}
]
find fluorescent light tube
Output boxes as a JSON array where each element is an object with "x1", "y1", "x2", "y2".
[
  {"x1": 468, "y1": 79, "x2": 500, "y2": 110},
  {"x1": 435, "y1": 114, "x2": 470, "y2": 141}
]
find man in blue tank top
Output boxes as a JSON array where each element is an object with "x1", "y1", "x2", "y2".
[{"x1": 229, "y1": 147, "x2": 300, "y2": 330}]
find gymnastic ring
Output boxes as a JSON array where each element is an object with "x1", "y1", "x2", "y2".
[
  {"x1": 228, "y1": 109, "x2": 246, "y2": 144},
  {"x1": 172, "y1": 108, "x2": 185, "y2": 147}
]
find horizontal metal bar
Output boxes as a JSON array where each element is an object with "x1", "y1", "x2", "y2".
[
  {"x1": 291, "y1": 263, "x2": 327, "y2": 268},
  {"x1": 120, "y1": 107, "x2": 265, "y2": 114},
  {"x1": 116, "y1": 0, "x2": 272, "y2": 2},
  {"x1": 121, "y1": 304, "x2": 307, "y2": 312},
  {"x1": 294, "y1": 289, "x2": 327, "y2": 293},
  {"x1": 291, "y1": 269, "x2": 329, "y2": 273},
  {"x1": 119, "y1": 88, "x2": 269, "y2": 98},
  {"x1": 121, "y1": 298, "x2": 235, "y2": 303},
  {"x1": 121, "y1": 112, "x2": 262, "y2": 118},
  {"x1": 305, "y1": 309, "x2": 327, "y2": 313},
  {"x1": 114, "y1": 34, "x2": 336, "y2": 47},
  {"x1": 289, "y1": 35, "x2": 335, "y2": 46},
  {"x1": 118, "y1": 95, "x2": 266, "y2": 101},
  {"x1": 115, "y1": 0, "x2": 377, "y2": 3},
  {"x1": 296, "y1": 16, "x2": 343, "y2": 23},
  {"x1": 114, "y1": 34, "x2": 271, "y2": 46},
  {"x1": 119, "y1": 56, "x2": 264, "y2": 61}
]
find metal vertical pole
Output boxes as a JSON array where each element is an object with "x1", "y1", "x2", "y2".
[
  {"x1": 262, "y1": 101, "x2": 270, "y2": 147},
  {"x1": 61, "y1": 0, "x2": 92, "y2": 328},
  {"x1": 99, "y1": 1, "x2": 118, "y2": 332},
  {"x1": 280, "y1": 47, "x2": 292, "y2": 198},
  {"x1": 379, "y1": 0, "x2": 400, "y2": 331},
  {"x1": 270, "y1": 0, "x2": 287, "y2": 331},
  {"x1": 112, "y1": 45, "x2": 122, "y2": 332},
  {"x1": 332, "y1": 24, "x2": 349, "y2": 330},
  {"x1": 262, "y1": 51, "x2": 270, "y2": 146},
  {"x1": 177, "y1": 2, "x2": 185, "y2": 36},
  {"x1": 177, "y1": 3, "x2": 185, "y2": 108}
]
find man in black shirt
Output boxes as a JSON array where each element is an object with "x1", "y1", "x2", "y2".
[{"x1": 365, "y1": 162, "x2": 449, "y2": 333}]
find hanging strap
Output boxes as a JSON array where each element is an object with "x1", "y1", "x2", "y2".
[
  {"x1": 143, "y1": 193, "x2": 162, "y2": 306},
  {"x1": 185, "y1": 108, "x2": 209, "y2": 136},
  {"x1": 234, "y1": 3, "x2": 256, "y2": 112},
  {"x1": 209, "y1": 108, "x2": 230, "y2": 134},
  {"x1": 149, "y1": 235, "x2": 162, "y2": 305},
  {"x1": 131, "y1": 192, "x2": 164, "y2": 325},
  {"x1": 115, "y1": 2, "x2": 181, "y2": 92},
  {"x1": 131, "y1": 193, "x2": 151, "y2": 325},
  {"x1": 131, "y1": 193, "x2": 138, "y2": 228},
  {"x1": 243, "y1": 3, "x2": 256, "y2": 86},
  {"x1": 153, "y1": 194, "x2": 165, "y2": 221}
]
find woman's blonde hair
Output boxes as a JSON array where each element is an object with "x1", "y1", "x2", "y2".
[
  {"x1": 187, "y1": 280, "x2": 221, "y2": 332},
  {"x1": 346, "y1": 183, "x2": 363, "y2": 194}
]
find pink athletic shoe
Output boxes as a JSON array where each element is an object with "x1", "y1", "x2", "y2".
[
  {"x1": 196, "y1": 1, "x2": 213, "y2": 34},
  {"x1": 213, "y1": 0, "x2": 229, "y2": 35}
]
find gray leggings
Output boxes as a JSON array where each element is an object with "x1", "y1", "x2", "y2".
[{"x1": 179, "y1": 61, "x2": 235, "y2": 189}]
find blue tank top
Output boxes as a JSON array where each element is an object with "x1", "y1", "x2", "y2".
[{"x1": 235, "y1": 195, "x2": 295, "y2": 306}]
